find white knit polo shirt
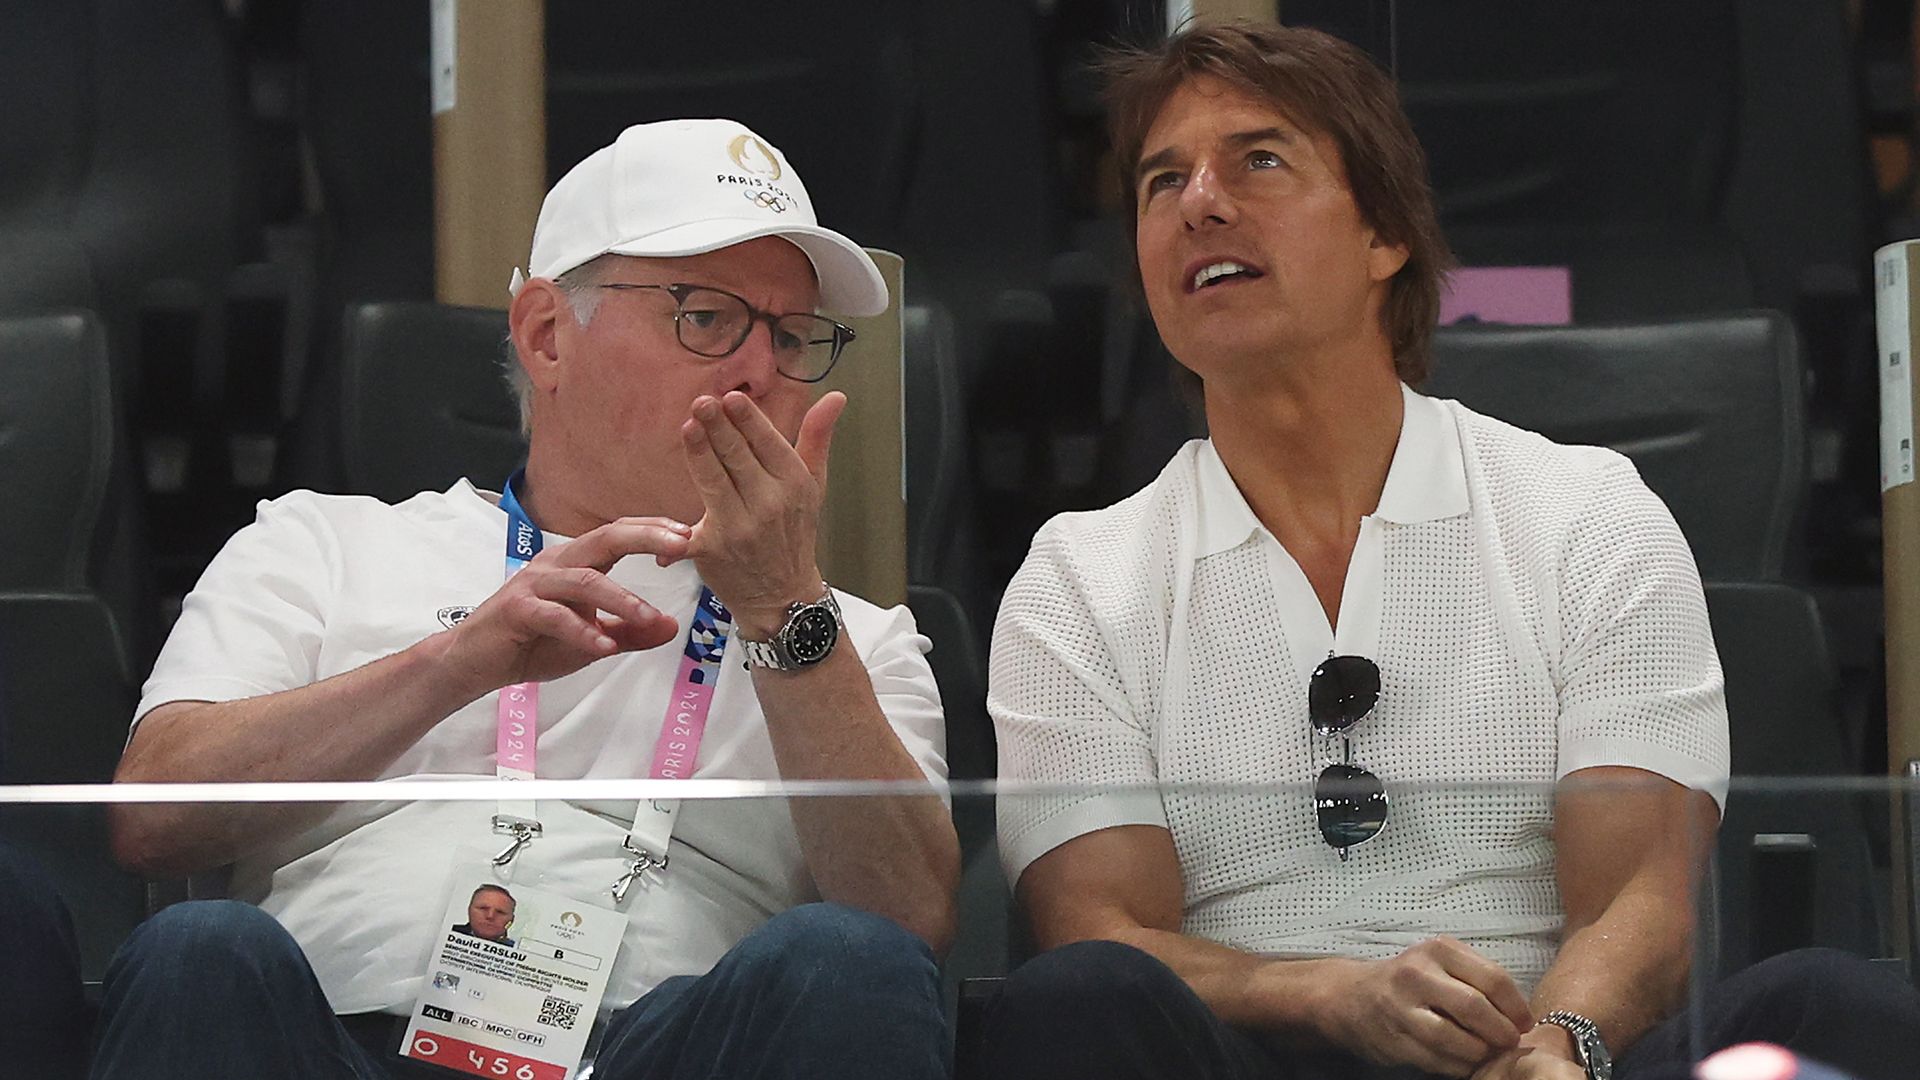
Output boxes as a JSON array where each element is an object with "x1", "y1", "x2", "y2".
[{"x1": 990, "y1": 384, "x2": 1729, "y2": 990}]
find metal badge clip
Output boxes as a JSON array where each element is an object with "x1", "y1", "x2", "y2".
[
  {"x1": 490, "y1": 815, "x2": 543, "y2": 867},
  {"x1": 610, "y1": 836, "x2": 669, "y2": 902}
]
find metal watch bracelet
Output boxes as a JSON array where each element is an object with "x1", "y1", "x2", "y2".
[
  {"x1": 737, "y1": 585, "x2": 841, "y2": 671},
  {"x1": 1540, "y1": 1010, "x2": 1612, "y2": 1080}
]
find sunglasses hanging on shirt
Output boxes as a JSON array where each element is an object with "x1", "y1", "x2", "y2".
[{"x1": 1307, "y1": 654, "x2": 1389, "y2": 859}]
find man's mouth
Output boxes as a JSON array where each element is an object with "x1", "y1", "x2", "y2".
[{"x1": 1189, "y1": 261, "x2": 1265, "y2": 292}]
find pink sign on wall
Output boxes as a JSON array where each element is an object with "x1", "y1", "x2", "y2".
[{"x1": 1438, "y1": 266, "x2": 1574, "y2": 326}]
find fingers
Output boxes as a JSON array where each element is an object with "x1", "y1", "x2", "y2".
[
  {"x1": 598, "y1": 610, "x2": 681, "y2": 652},
  {"x1": 689, "y1": 395, "x2": 782, "y2": 503},
  {"x1": 795, "y1": 390, "x2": 846, "y2": 487},
  {"x1": 1433, "y1": 938, "x2": 1534, "y2": 1034},
  {"x1": 718, "y1": 391, "x2": 811, "y2": 481},
  {"x1": 1427, "y1": 969, "x2": 1523, "y2": 1053},
  {"x1": 530, "y1": 567, "x2": 656, "y2": 627},
  {"x1": 556, "y1": 518, "x2": 693, "y2": 572},
  {"x1": 1477, "y1": 1049, "x2": 1583, "y2": 1080},
  {"x1": 519, "y1": 597, "x2": 616, "y2": 658},
  {"x1": 681, "y1": 414, "x2": 749, "y2": 517},
  {"x1": 1471, "y1": 1049, "x2": 1520, "y2": 1080},
  {"x1": 1395, "y1": 1008, "x2": 1491, "y2": 1076},
  {"x1": 1370, "y1": 939, "x2": 1523, "y2": 1075}
]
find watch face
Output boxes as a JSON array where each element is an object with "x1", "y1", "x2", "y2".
[{"x1": 787, "y1": 606, "x2": 838, "y2": 663}]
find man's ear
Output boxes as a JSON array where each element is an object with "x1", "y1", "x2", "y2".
[
  {"x1": 508, "y1": 279, "x2": 567, "y2": 393},
  {"x1": 1366, "y1": 232, "x2": 1411, "y2": 282}
]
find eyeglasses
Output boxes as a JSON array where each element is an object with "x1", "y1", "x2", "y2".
[
  {"x1": 595, "y1": 282, "x2": 857, "y2": 383},
  {"x1": 1308, "y1": 654, "x2": 1388, "y2": 859}
]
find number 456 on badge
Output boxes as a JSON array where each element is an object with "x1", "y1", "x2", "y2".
[
  {"x1": 405, "y1": 1033, "x2": 556, "y2": 1080},
  {"x1": 466, "y1": 1046, "x2": 540, "y2": 1079}
]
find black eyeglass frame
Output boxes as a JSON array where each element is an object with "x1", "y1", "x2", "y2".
[{"x1": 594, "y1": 281, "x2": 858, "y2": 384}]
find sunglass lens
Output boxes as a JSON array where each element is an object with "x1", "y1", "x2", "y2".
[
  {"x1": 1309, "y1": 655, "x2": 1380, "y2": 737},
  {"x1": 1315, "y1": 763, "x2": 1388, "y2": 849}
]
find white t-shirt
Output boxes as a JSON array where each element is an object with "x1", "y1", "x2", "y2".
[
  {"x1": 135, "y1": 480, "x2": 947, "y2": 1014},
  {"x1": 990, "y1": 385, "x2": 1728, "y2": 991}
]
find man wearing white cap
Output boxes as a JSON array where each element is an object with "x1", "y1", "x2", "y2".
[{"x1": 90, "y1": 119, "x2": 958, "y2": 1080}]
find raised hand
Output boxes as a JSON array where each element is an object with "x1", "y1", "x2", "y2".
[
  {"x1": 678, "y1": 389, "x2": 843, "y2": 637},
  {"x1": 437, "y1": 516, "x2": 692, "y2": 694}
]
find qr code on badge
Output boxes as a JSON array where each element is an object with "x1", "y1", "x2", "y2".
[{"x1": 537, "y1": 996, "x2": 580, "y2": 1030}]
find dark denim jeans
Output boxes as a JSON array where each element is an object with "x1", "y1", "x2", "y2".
[
  {"x1": 89, "y1": 899, "x2": 948, "y2": 1080},
  {"x1": 975, "y1": 939, "x2": 1920, "y2": 1080},
  {"x1": 0, "y1": 840, "x2": 91, "y2": 1080}
]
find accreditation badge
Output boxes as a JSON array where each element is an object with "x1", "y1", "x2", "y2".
[{"x1": 401, "y1": 855, "x2": 625, "y2": 1080}]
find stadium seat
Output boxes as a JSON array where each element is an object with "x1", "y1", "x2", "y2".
[
  {"x1": 0, "y1": 591, "x2": 145, "y2": 983},
  {"x1": 1702, "y1": 582, "x2": 1884, "y2": 975},
  {"x1": 908, "y1": 582, "x2": 1014, "y2": 1044},
  {"x1": 297, "y1": 0, "x2": 434, "y2": 305},
  {"x1": 1722, "y1": 0, "x2": 1881, "y2": 579},
  {"x1": 904, "y1": 305, "x2": 973, "y2": 585},
  {"x1": 0, "y1": 308, "x2": 152, "y2": 979},
  {"x1": 1283, "y1": 1, "x2": 1738, "y2": 226},
  {"x1": 0, "y1": 231, "x2": 99, "y2": 318},
  {"x1": 330, "y1": 301, "x2": 525, "y2": 504},
  {"x1": 0, "y1": 0, "x2": 256, "y2": 373},
  {"x1": 0, "y1": 314, "x2": 118, "y2": 592},
  {"x1": 1424, "y1": 312, "x2": 1808, "y2": 582},
  {"x1": 910, "y1": 584, "x2": 990, "y2": 794},
  {"x1": 905, "y1": 301, "x2": 993, "y2": 644},
  {"x1": 0, "y1": 311, "x2": 152, "y2": 656},
  {"x1": 543, "y1": 0, "x2": 925, "y2": 254},
  {"x1": 1723, "y1": 0, "x2": 1876, "y2": 324}
]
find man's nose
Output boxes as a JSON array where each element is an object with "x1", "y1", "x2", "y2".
[
  {"x1": 1180, "y1": 160, "x2": 1236, "y2": 230},
  {"x1": 722, "y1": 318, "x2": 785, "y2": 397}
]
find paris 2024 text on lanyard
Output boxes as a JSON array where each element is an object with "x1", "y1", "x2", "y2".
[{"x1": 492, "y1": 471, "x2": 734, "y2": 899}]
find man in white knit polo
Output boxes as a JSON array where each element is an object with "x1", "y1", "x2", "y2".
[{"x1": 978, "y1": 21, "x2": 1920, "y2": 1080}]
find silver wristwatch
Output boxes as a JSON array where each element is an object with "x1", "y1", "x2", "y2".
[
  {"x1": 738, "y1": 586, "x2": 842, "y2": 671},
  {"x1": 1541, "y1": 1011, "x2": 1612, "y2": 1080}
]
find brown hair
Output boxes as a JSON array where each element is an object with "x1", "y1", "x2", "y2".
[{"x1": 1102, "y1": 19, "x2": 1452, "y2": 385}]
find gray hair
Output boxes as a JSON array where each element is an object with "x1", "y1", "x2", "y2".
[{"x1": 503, "y1": 257, "x2": 608, "y2": 436}]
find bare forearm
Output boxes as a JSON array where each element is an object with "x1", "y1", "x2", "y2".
[
  {"x1": 752, "y1": 647, "x2": 960, "y2": 953},
  {"x1": 110, "y1": 631, "x2": 489, "y2": 875},
  {"x1": 1531, "y1": 888, "x2": 1693, "y2": 1055},
  {"x1": 1537, "y1": 772, "x2": 1718, "y2": 1061},
  {"x1": 1052, "y1": 919, "x2": 1345, "y2": 1039}
]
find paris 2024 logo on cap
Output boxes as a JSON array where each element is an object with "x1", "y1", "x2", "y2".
[{"x1": 717, "y1": 133, "x2": 794, "y2": 214}]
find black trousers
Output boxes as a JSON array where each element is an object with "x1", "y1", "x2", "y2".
[
  {"x1": 975, "y1": 940, "x2": 1920, "y2": 1080},
  {"x1": 0, "y1": 840, "x2": 91, "y2": 1080}
]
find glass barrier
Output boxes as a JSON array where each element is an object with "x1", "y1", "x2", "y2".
[{"x1": 0, "y1": 775, "x2": 1913, "y2": 1077}]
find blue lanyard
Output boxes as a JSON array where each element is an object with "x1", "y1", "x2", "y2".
[{"x1": 500, "y1": 469, "x2": 543, "y2": 571}]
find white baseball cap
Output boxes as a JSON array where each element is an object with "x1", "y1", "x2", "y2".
[{"x1": 507, "y1": 118, "x2": 888, "y2": 317}]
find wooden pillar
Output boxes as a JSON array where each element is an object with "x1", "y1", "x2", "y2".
[
  {"x1": 432, "y1": 0, "x2": 546, "y2": 309},
  {"x1": 1876, "y1": 239, "x2": 1920, "y2": 955},
  {"x1": 816, "y1": 251, "x2": 907, "y2": 609}
]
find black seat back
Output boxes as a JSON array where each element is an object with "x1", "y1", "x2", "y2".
[
  {"x1": 0, "y1": 312, "x2": 116, "y2": 592},
  {"x1": 544, "y1": 0, "x2": 925, "y2": 252},
  {"x1": 1702, "y1": 582, "x2": 1880, "y2": 975},
  {"x1": 0, "y1": 590, "x2": 144, "y2": 981},
  {"x1": 337, "y1": 302, "x2": 525, "y2": 503},
  {"x1": 1284, "y1": 1, "x2": 1738, "y2": 225},
  {"x1": 1424, "y1": 312, "x2": 1806, "y2": 581}
]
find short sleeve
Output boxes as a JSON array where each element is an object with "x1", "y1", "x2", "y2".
[
  {"x1": 134, "y1": 494, "x2": 340, "y2": 728},
  {"x1": 843, "y1": 597, "x2": 951, "y2": 799},
  {"x1": 989, "y1": 522, "x2": 1168, "y2": 888},
  {"x1": 1554, "y1": 459, "x2": 1730, "y2": 809}
]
